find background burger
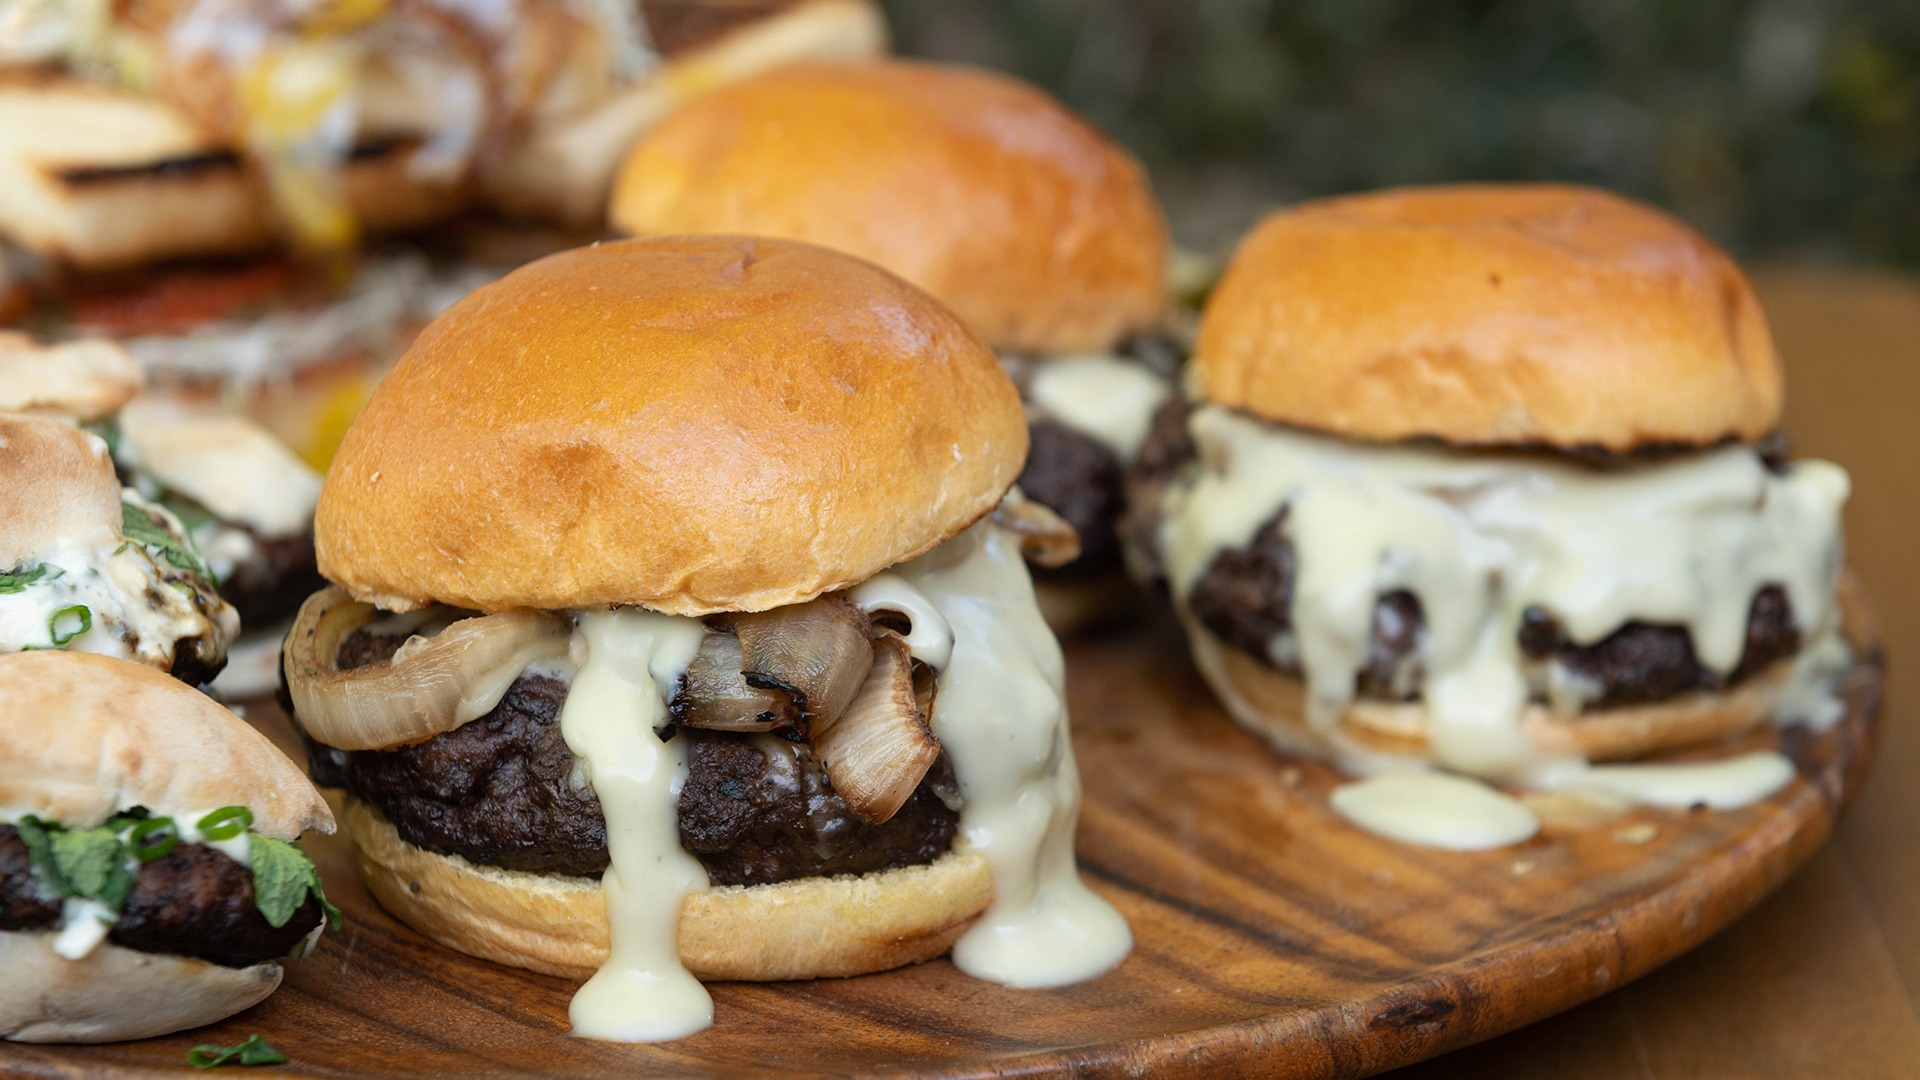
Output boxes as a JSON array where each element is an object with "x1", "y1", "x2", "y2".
[
  {"x1": 610, "y1": 59, "x2": 1174, "y2": 632},
  {"x1": 1126, "y1": 184, "x2": 1860, "y2": 845},
  {"x1": 0, "y1": 650, "x2": 336, "y2": 1043},
  {"x1": 281, "y1": 236, "x2": 1129, "y2": 1042}
]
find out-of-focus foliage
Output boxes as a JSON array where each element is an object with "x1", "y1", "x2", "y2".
[{"x1": 883, "y1": 0, "x2": 1920, "y2": 265}]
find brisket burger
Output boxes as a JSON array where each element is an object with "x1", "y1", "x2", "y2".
[
  {"x1": 281, "y1": 236, "x2": 1129, "y2": 1041},
  {"x1": 0, "y1": 650, "x2": 336, "y2": 1043},
  {"x1": 610, "y1": 60, "x2": 1175, "y2": 632},
  {"x1": 1126, "y1": 185, "x2": 1860, "y2": 823}
]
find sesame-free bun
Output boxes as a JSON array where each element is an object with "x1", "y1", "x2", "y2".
[
  {"x1": 611, "y1": 61, "x2": 1169, "y2": 356},
  {"x1": 1194, "y1": 184, "x2": 1783, "y2": 451},
  {"x1": 0, "y1": 334, "x2": 143, "y2": 422},
  {"x1": 317, "y1": 236, "x2": 1026, "y2": 616},
  {"x1": 346, "y1": 800, "x2": 992, "y2": 981},
  {"x1": 0, "y1": 935, "x2": 283, "y2": 1043},
  {"x1": 0, "y1": 415, "x2": 123, "y2": 570},
  {"x1": 0, "y1": 651, "x2": 333, "y2": 841}
]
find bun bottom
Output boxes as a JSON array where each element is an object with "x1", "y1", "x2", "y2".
[
  {"x1": 346, "y1": 800, "x2": 993, "y2": 982},
  {"x1": 1185, "y1": 572, "x2": 1876, "y2": 769},
  {"x1": 0, "y1": 933, "x2": 281, "y2": 1043}
]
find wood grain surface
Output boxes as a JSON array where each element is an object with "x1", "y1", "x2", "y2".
[{"x1": 0, "y1": 270, "x2": 1908, "y2": 1079}]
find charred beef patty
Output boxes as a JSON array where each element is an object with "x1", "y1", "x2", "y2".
[
  {"x1": 223, "y1": 529, "x2": 325, "y2": 629},
  {"x1": 1017, "y1": 420, "x2": 1124, "y2": 580},
  {"x1": 0, "y1": 825, "x2": 321, "y2": 968},
  {"x1": 320, "y1": 632, "x2": 960, "y2": 886},
  {"x1": 1128, "y1": 399, "x2": 1805, "y2": 710}
]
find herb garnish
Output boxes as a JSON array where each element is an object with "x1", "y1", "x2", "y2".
[
  {"x1": 249, "y1": 834, "x2": 342, "y2": 931},
  {"x1": 17, "y1": 815, "x2": 136, "y2": 912},
  {"x1": 0, "y1": 564, "x2": 50, "y2": 595},
  {"x1": 120, "y1": 501, "x2": 211, "y2": 579},
  {"x1": 48, "y1": 604, "x2": 91, "y2": 646},
  {"x1": 188, "y1": 1034, "x2": 287, "y2": 1069}
]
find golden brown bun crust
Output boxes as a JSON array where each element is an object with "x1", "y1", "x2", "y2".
[
  {"x1": 0, "y1": 935, "x2": 282, "y2": 1043},
  {"x1": 1184, "y1": 573, "x2": 1875, "y2": 766},
  {"x1": 0, "y1": 651, "x2": 333, "y2": 839},
  {"x1": 1194, "y1": 184, "x2": 1782, "y2": 451},
  {"x1": 317, "y1": 236, "x2": 1026, "y2": 616},
  {"x1": 346, "y1": 800, "x2": 991, "y2": 981},
  {"x1": 612, "y1": 61, "x2": 1169, "y2": 356}
]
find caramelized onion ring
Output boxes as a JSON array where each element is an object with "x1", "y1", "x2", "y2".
[
  {"x1": 993, "y1": 488, "x2": 1081, "y2": 568},
  {"x1": 670, "y1": 631, "x2": 801, "y2": 733},
  {"x1": 813, "y1": 633, "x2": 940, "y2": 825},
  {"x1": 734, "y1": 595, "x2": 873, "y2": 734},
  {"x1": 283, "y1": 586, "x2": 571, "y2": 751}
]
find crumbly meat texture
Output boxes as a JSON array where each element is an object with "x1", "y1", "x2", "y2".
[
  {"x1": 0, "y1": 825, "x2": 321, "y2": 968},
  {"x1": 317, "y1": 632, "x2": 961, "y2": 886},
  {"x1": 1017, "y1": 420, "x2": 1124, "y2": 581},
  {"x1": 221, "y1": 529, "x2": 324, "y2": 630},
  {"x1": 1128, "y1": 399, "x2": 1806, "y2": 710}
]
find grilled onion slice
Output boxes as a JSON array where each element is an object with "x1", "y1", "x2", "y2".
[
  {"x1": 813, "y1": 633, "x2": 940, "y2": 824},
  {"x1": 670, "y1": 630, "x2": 802, "y2": 733},
  {"x1": 734, "y1": 594, "x2": 873, "y2": 734},
  {"x1": 283, "y1": 585, "x2": 571, "y2": 751},
  {"x1": 993, "y1": 487, "x2": 1081, "y2": 568}
]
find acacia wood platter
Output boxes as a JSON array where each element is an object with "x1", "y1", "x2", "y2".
[{"x1": 2, "y1": 613, "x2": 1883, "y2": 1079}]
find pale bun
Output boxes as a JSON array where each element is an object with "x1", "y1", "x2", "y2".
[
  {"x1": 0, "y1": 415, "x2": 122, "y2": 570},
  {"x1": 0, "y1": 651, "x2": 333, "y2": 840},
  {"x1": 0, "y1": 934, "x2": 281, "y2": 1044},
  {"x1": 1185, "y1": 573, "x2": 1875, "y2": 767},
  {"x1": 318, "y1": 236, "x2": 1026, "y2": 617},
  {"x1": 347, "y1": 800, "x2": 991, "y2": 981},
  {"x1": 612, "y1": 61, "x2": 1168, "y2": 356},
  {"x1": 1195, "y1": 184, "x2": 1782, "y2": 451},
  {"x1": 0, "y1": 334, "x2": 143, "y2": 421}
]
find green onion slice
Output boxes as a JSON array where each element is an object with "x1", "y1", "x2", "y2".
[
  {"x1": 48, "y1": 605, "x2": 91, "y2": 647},
  {"x1": 128, "y1": 817, "x2": 178, "y2": 862},
  {"x1": 195, "y1": 806, "x2": 253, "y2": 842}
]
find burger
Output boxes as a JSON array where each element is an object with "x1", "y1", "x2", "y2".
[
  {"x1": 610, "y1": 60, "x2": 1174, "y2": 631},
  {"x1": 0, "y1": 411, "x2": 235, "y2": 682},
  {"x1": 280, "y1": 236, "x2": 1130, "y2": 1041},
  {"x1": 0, "y1": 650, "x2": 336, "y2": 1043},
  {"x1": 1125, "y1": 185, "x2": 1859, "y2": 841},
  {"x1": 0, "y1": 0, "x2": 886, "y2": 463},
  {"x1": 0, "y1": 333, "x2": 323, "y2": 638}
]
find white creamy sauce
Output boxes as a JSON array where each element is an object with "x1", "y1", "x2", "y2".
[
  {"x1": 847, "y1": 573, "x2": 954, "y2": 670},
  {"x1": 118, "y1": 401, "x2": 322, "y2": 539},
  {"x1": 891, "y1": 523, "x2": 1132, "y2": 987},
  {"x1": 1777, "y1": 632, "x2": 1856, "y2": 731},
  {"x1": 1161, "y1": 406, "x2": 1851, "y2": 783},
  {"x1": 51, "y1": 898, "x2": 115, "y2": 961},
  {"x1": 558, "y1": 608, "x2": 710, "y2": 1043},
  {"x1": 1566, "y1": 752, "x2": 1796, "y2": 810},
  {"x1": 1023, "y1": 353, "x2": 1172, "y2": 464},
  {"x1": 175, "y1": 811, "x2": 256, "y2": 868},
  {"x1": 1330, "y1": 773, "x2": 1541, "y2": 851}
]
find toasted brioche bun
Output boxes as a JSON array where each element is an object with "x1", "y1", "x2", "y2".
[
  {"x1": 0, "y1": 415, "x2": 123, "y2": 569},
  {"x1": 317, "y1": 236, "x2": 1025, "y2": 616},
  {"x1": 347, "y1": 800, "x2": 990, "y2": 981},
  {"x1": 1186, "y1": 572, "x2": 1875, "y2": 768},
  {"x1": 1194, "y1": 184, "x2": 1782, "y2": 451},
  {"x1": 0, "y1": 935, "x2": 282, "y2": 1044},
  {"x1": 0, "y1": 651, "x2": 333, "y2": 839},
  {"x1": 0, "y1": 334, "x2": 143, "y2": 421},
  {"x1": 612, "y1": 61, "x2": 1168, "y2": 356}
]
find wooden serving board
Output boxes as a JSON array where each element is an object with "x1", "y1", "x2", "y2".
[{"x1": 3, "y1": 614, "x2": 1883, "y2": 1079}]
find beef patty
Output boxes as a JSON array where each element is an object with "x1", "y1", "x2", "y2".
[
  {"x1": 222, "y1": 528, "x2": 325, "y2": 629},
  {"x1": 315, "y1": 632, "x2": 961, "y2": 886},
  {"x1": 1127, "y1": 399, "x2": 1806, "y2": 710},
  {"x1": 0, "y1": 825, "x2": 322, "y2": 968}
]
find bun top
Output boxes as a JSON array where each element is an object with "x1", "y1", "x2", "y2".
[
  {"x1": 0, "y1": 415, "x2": 123, "y2": 569},
  {"x1": 317, "y1": 236, "x2": 1027, "y2": 616},
  {"x1": 1194, "y1": 184, "x2": 1783, "y2": 450},
  {"x1": 0, "y1": 335, "x2": 143, "y2": 422},
  {"x1": 0, "y1": 651, "x2": 333, "y2": 839},
  {"x1": 612, "y1": 60, "x2": 1169, "y2": 356}
]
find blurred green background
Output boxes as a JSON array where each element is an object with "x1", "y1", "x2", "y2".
[{"x1": 882, "y1": 0, "x2": 1920, "y2": 266}]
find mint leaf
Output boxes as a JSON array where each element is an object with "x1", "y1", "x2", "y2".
[
  {"x1": 188, "y1": 1033, "x2": 286, "y2": 1069},
  {"x1": 248, "y1": 834, "x2": 335, "y2": 930},
  {"x1": 49, "y1": 826, "x2": 134, "y2": 910},
  {"x1": 15, "y1": 816, "x2": 66, "y2": 895},
  {"x1": 120, "y1": 501, "x2": 210, "y2": 579},
  {"x1": 0, "y1": 564, "x2": 48, "y2": 595}
]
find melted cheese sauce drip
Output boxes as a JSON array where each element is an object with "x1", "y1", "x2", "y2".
[
  {"x1": 558, "y1": 608, "x2": 709, "y2": 1042},
  {"x1": 1330, "y1": 773, "x2": 1540, "y2": 851},
  {"x1": 883, "y1": 523, "x2": 1132, "y2": 987},
  {"x1": 1162, "y1": 406, "x2": 1851, "y2": 782},
  {"x1": 1022, "y1": 353, "x2": 1172, "y2": 464}
]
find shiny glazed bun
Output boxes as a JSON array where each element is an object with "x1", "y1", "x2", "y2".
[
  {"x1": 316, "y1": 236, "x2": 1027, "y2": 616},
  {"x1": 1194, "y1": 184, "x2": 1782, "y2": 451},
  {"x1": 611, "y1": 61, "x2": 1169, "y2": 356},
  {"x1": 347, "y1": 801, "x2": 992, "y2": 981}
]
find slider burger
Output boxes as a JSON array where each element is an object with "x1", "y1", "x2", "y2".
[
  {"x1": 0, "y1": 0, "x2": 885, "y2": 460},
  {"x1": 282, "y1": 236, "x2": 1130, "y2": 1041},
  {"x1": 0, "y1": 411, "x2": 234, "y2": 682},
  {"x1": 0, "y1": 334, "x2": 322, "y2": 634},
  {"x1": 1127, "y1": 185, "x2": 1858, "y2": 840},
  {"x1": 612, "y1": 60, "x2": 1174, "y2": 630},
  {"x1": 1, "y1": 650, "x2": 337, "y2": 1043}
]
